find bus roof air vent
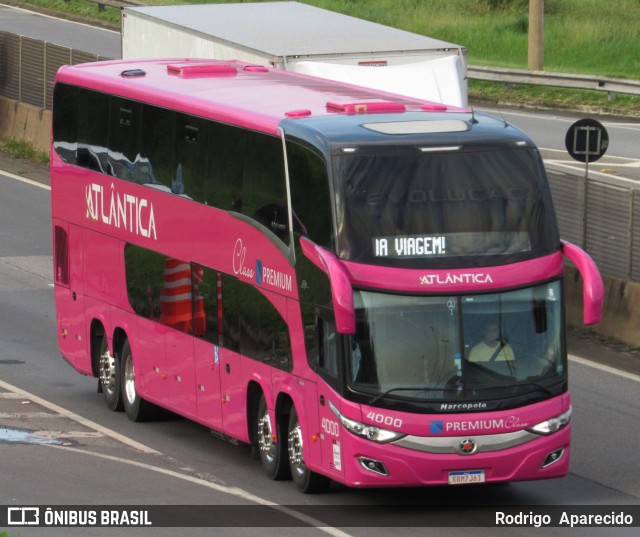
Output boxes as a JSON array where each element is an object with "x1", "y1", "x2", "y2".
[
  {"x1": 420, "y1": 103, "x2": 448, "y2": 111},
  {"x1": 243, "y1": 65, "x2": 269, "y2": 73},
  {"x1": 167, "y1": 63, "x2": 237, "y2": 77},
  {"x1": 285, "y1": 109, "x2": 312, "y2": 118},
  {"x1": 326, "y1": 101, "x2": 406, "y2": 114}
]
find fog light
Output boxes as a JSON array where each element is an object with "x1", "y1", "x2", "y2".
[
  {"x1": 358, "y1": 457, "x2": 389, "y2": 476},
  {"x1": 542, "y1": 448, "x2": 565, "y2": 468}
]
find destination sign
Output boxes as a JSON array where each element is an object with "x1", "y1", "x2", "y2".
[
  {"x1": 373, "y1": 232, "x2": 531, "y2": 258},
  {"x1": 374, "y1": 235, "x2": 447, "y2": 258}
]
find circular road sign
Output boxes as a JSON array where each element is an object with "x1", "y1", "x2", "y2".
[{"x1": 565, "y1": 118, "x2": 609, "y2": 163}]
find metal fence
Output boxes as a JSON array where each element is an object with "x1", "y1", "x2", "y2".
[
  {"x1": 0, "y1": 32, "x2": 109, "y2": 109},
  {"x1": 548, "y1": 170, "x2": 640, "y2": 281},
  {"x1": 2, "y1": 30, "x2": 640, "y2": 283}
]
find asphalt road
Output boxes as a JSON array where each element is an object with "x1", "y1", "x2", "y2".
[{"x1": 0, "y1": 3, "x2": 120, "y2": 59}]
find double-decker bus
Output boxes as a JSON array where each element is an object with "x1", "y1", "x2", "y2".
[{"x1": 51, "y1": 58, "x2": 603, "y2": 493}]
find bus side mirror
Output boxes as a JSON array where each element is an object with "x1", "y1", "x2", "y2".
[
  {"x1": 300, "y1": 237, "x2": 356, "y2": 334},
  {"x1": 561, "y1": 241, "x2": 604, "y2": 325}
]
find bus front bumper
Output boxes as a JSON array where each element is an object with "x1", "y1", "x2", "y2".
[{"x1": 333, "y1": 425, "x2": 570, "y2": 488}]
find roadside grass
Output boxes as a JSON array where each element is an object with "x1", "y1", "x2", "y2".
[{"x1": 0, "y1": 137, "x2": 50, "y2": 165}]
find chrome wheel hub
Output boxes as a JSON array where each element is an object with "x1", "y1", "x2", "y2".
[
  {"x1": 257, "y1": 412, "x2": 275, "y2": 462},
  {"x1": 123, "y1": 356, "x2": 136, "y2": 405},
  {"x1": 288, "y1": 423, "x2": 304, "y2": 477},
  {"x1": 99, "y1": 349, "x2": 116, "y2": 394}
]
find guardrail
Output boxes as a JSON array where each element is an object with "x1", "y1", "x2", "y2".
[
  {"x1": 467, "y1": 65, "x2": 640, "y2": 100},
  {"x1": 64, "y1": 0, "x2": 144, "y2": 13}
]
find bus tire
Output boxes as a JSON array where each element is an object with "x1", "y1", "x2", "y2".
[
  {"x1": 120, "y1": 339, "x2": 156, "y2": 422},
  {"x1": 256, "y1": 396, "x2": 290, "y2": 480},
  {"x1": 288, "y1": 407, "x2": 331, "y2": 493},
  {"x1": 98, "y1": 334, "x2": 123, "y2": 411}
]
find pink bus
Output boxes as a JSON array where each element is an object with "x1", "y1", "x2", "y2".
[{"x1": 51, "y1": 58, "x2": 603, "y2": 493}]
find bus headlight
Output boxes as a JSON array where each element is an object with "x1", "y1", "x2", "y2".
[
  {"x1": 329, "y1": 401, "x2": 406, "y2": 443},
  {"x1": 526, "y1": 406, "x2": 572, "y2": 435}
]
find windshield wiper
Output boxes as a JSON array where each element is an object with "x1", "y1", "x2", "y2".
[
  {"x1": 496, "y1": 382, "x2": 556, "y2": 396},
  {"x1": 368, "y1": 386, "x2": 450, "y2": 405},
  {"x1": 463, "y1": 382, "x2": 557, "y2": 396}
]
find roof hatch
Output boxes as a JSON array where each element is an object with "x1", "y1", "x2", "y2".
[
  {"x1": 326, "y1": 101, "x2": 406, "y2": 114},
  {"x1": 167, "y1": 63, "x2": 237, "y2": 77}
]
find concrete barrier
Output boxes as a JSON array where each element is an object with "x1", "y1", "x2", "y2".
[
  {"x1": 0, "y1": 97, "x2": 51, "y2": 153},
  {"x1": 0, "y1": 97, "x2": 638, "y2": 347},
  {"x1": 565, "y1": 266, "x2": 640, "y2": 348}
]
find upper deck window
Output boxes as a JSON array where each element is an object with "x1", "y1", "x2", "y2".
[{"x1": 333, "y1": 145, "x2": 559, "y2": 269}]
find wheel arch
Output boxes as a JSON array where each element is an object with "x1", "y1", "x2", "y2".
[
  {"x1": 246, "y1": 380, "x2": 264, "y2": 446},
  {"x1": 112, "y1": 326, "x2": 129, "y2": 361},
  {"x1": 89, "y1": 319, "x2": 107, "y2": 378}
]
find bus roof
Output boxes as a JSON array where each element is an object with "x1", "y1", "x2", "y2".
[{"x1": 55, "y1": 58, "x2": 468, "y2": 135}]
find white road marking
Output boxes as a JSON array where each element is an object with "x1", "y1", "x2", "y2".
[
  {"x1": 569, "y1": 354, "x2": 640, "y2": 382},
  {"x1": 0, "y1": 169, "x2": 50, "y2": 190},
  {"x1": 0, "y1": 378, "x2": 352, "y2": 534},
  {"x1": 0, "y1": 378, "x2": 160, "y2": 454},
  {"x1": 43, "y1": 444, "x2": 353, "y2": 535}
]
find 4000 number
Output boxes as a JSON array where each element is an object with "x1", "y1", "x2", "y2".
[
  {"x1": 366, "y1": 412, "x2": 403, "y2": 428},
  {"x1": 321, "y1": 418, "x2": 340, "y2": 437}
]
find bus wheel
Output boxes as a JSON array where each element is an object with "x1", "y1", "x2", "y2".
[
  {"x1": 288, "y1": 407, "x2": 331, "y2": 493},
  {"x1": 256, "y1": 396, "x2": 290, "y2": 480},
  {"x1": 120, "y1": 339, "x2": 156, "y2": 422},
  {"x1": 98, "y1": 334, "x2": 123, "y2": 411}
]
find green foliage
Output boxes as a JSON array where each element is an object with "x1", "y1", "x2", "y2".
[{"x1": 0, "y1": 137, "x2": 49, "y2": 165}]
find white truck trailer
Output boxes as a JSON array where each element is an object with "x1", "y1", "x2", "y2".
[{"x1": 121, "y1": 1, "x2": 468, "y2": 107}]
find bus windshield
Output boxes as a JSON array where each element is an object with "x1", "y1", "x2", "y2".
[
  {"x1": 348, "y1": 280, "x2": 564, "y2": 407},
  {"x1": 333, "y1": 146, "x2": 559, "y2": 268}
]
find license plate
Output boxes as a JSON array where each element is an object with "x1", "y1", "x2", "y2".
[{"x1": 448, "y1": 470, "x2": 485, "y2": 485}]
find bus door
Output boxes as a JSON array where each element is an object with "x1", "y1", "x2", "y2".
[
  {"x1": 192, "y1": 267, "x2": 227, "y2": 434},
  {"x1": 194, "y1": 337, "x2": 222, "y2": 430},
  {"x1": 160, "y1": 260, "x2": 199, "y2": 418},
  {"x1": 53, "y1": 221, "x2": 90, "y2": 374},
  {"x1": 315, "y1": 312, "x2": 346, "y2": 478},
  {"x1": 165, "y1": 329, "x2": 197, "y2": 419},
  {"x1": 219, "y1": 347, "x2": 246, "y2": 440},
  {"x1": 135, "y1": 318, "x2": 168, "y2": 406}
]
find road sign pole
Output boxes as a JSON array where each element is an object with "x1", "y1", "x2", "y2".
[
  {"x1": 583, "y1": 127, "x2": 590, "y2": 248},
  {"x1": 565, "y1": 119, "x2": 609, "y2": 250}
]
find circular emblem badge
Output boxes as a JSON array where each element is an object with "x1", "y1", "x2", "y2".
[{"x1": 458, "y1": 438, "x2": 477, "y2": 455}]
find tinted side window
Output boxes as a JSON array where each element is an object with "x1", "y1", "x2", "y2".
[
  {"x1": 206, "y1": 121, "x2": 244, "y2": 211},
  {"x1": 76, "y1": 88, "x2": 110, "y2": 172},
  {"x1": 125, "y1": 245, "x2": 197, "y2": 335},
  {"x1": 140, "y1": 105, "x2": 175, "y2": 189},
  {"x1": 124, "y1": 244, "x2": 165, "y2": 320},
  {"x1": 108, "y1": 97, "x2": 142, "y2": 181},
  {"x1": 174, "y1": 117, "x2": 245, "y2": 208},
  {"x1": 192, "y1": 265, "x2": 221, "y2": 345},
  {"x1": 288, "y1": 140, "x2": 332, "y2": 248},
  {"x1": 125, "y1": 246, "x2": 291, "y2": 369},
  {"x1": 175, "y1": 114, "x2": 208, "y2": 198},
  {"x1": 221, "y1": 275, "x2": 291, "y2": 371},
  {"x1": 52, "y1": 83, "x2": 79, "y2": 164},
  {"x1": 242, "y1": 132, "x2": 288, "y2": 243}
]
